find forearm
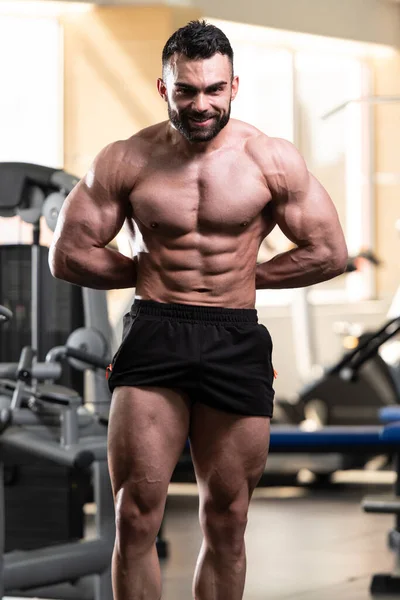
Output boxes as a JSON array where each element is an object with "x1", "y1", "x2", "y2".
[
  {"x1": 49, "y1": 245, "x2": 137, "y2": 290},
  {"x1": 255, "y1": 245, "x2": 347, "y2": 289}
]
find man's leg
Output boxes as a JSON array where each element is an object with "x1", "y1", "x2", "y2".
[
  {"x1": 108, "y1": 385, "x2": 191, "y2": 600},
  {"x1": 189, "y1": 403, "x2": 270, "y2": 600}
]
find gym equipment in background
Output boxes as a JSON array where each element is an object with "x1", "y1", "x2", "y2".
[
  {"x1": 0, "y1": 312, "x2": 113, "y2": 600},
  {"x1": 0, "y1": 163, "x2": 79, "y2": 357},
  {"x1": 298, "y1": 316, "x2": 400, "y2": 427},
  {"x1": 0, "y1": 243, "x2": 85, "y2": 394},
  {"x1": 0, "y1": 305, "x2": 13, "y2": 323},
  {"x1": 267, "y1": 412, "x2": 400, "y2": 595},
  {"x1": 277, "y1": 94, "x2": 400, "y2": 429},
  {"x1": 0, "y1": 162, "x2": 115, "y2": 418},
  {"x1": 275, "y1": 248, "x2": 400, "y2": 428},
  {"x1": 372, "y1": 217, "x2": 400, "y2": 393},
  {"x1": 0, "y1": 304, "x2": 169, "y2": 599},
  {"x1": 363, "y1": 404, "x2": 400, "y2": 595}
]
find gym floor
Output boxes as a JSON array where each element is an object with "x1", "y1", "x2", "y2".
[
  {"x1": 159, "y1": 472, "x2": 399, "y2": 600},
  {"x1": 11, "y1": 470, "x2": 399, "y2": 600}
]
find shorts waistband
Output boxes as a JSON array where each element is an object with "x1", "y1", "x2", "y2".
[{"x1": 131, "y1": 299, "x2": 258, "y2": 324}]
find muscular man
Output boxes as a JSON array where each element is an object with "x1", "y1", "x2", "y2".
[{"x1": 49, "y1": 20, "x2": 347, "y2": 600}]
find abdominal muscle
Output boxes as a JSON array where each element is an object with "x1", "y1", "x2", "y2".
[{"x1": 134, "y1": 230, "x2": 261, "y2": 309}]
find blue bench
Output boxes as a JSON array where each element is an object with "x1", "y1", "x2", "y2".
[{"x1": 269, "y1": 425, "x2": 388, "y2": 453}]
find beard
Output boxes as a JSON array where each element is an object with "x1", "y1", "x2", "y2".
[{"x1": 168, "y1": 103, "x2": 231, "y2": 143}]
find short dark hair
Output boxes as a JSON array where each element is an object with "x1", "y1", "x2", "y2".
[{"x1": 162, "y1": 20, "x2": 234, "y2": 76}]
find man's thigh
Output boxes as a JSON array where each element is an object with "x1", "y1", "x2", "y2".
[
  {"x1": 189, "y1": 402, "x2": 270, "y2": 504},
  {"x1": 108, "y1": 385, "x2": 192, "y2": 500}
]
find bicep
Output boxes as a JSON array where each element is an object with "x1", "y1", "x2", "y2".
[
  {"x1": 54, "y1": 180, "x2": 127, "y2": 250},
  {"x1": 270, "y1": 142, "x2": 346, "y2": 252},
  {"x1": 273, "y1": 174, "x2": 344, "y2": 250},
  {"x1": 53, "y1": 146, "x2": 129, "y2": 251}
]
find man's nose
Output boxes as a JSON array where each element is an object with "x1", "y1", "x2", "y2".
[{"x1": 192, "y1": 93, "x2": 209, "y2": 112}]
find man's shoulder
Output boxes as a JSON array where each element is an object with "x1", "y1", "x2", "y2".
[
  {"x1": 242, "y1": 130, "x2": 301, "y2": 171},
  {"x1": 230, "y1": 120, "x2": 286, "y2": 156},
  {"x1": 232, "y1": 127, "x2": 307, "y2": 195},
  {"x1": 110, "y1": 122, "x2": 167, "y2": 157},
  {"x1": 96, "y1": 123, "x2": 168, "y2": 180},
  {"x1": 132, "y1": 121, "x2": 168, "y2": 144},
  {"x1": 229, "y1": 118, "x2": 263, "y2": 141}
]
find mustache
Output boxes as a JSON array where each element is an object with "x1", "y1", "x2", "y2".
[{"x1": 184, "y1": 112, "x2": 218, "y2": 121}]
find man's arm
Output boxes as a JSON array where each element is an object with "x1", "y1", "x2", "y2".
[
  {"x1": 49, "y1": 141, "x2": 137, "y2": 290},
  {"x1": 256, "y1": 139, "x2": 348, "y2": 289}
]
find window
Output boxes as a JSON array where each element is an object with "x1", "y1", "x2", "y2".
[
  {"x1": 294, "y1": 52, "x2": 372, "y2": 302},
  {"x1": 0, "y1": 13, "x2": 62, "y2": 246},
  {"x1": 0, "y1": 14, "x2": 62, "y2": 167}
]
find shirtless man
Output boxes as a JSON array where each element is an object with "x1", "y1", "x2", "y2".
[{"x1": 49, "y1": 19, "x2": 347, "y2": 600}]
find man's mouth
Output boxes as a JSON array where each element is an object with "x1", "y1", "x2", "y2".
[{"x1": 189, "y1": 116, "x2": 215, "y2": 126}]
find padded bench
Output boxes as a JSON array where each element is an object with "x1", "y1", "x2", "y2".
[{"x1": 269, "y1": 425, "x2": 390, "y2": 453}]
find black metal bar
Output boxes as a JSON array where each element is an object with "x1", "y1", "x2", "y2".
[
  {"x1": 32, "y1": 225, "x2": 40, "y2": 355},
  {"x1": 329, "y1": 316, "x2": 400, "y2": 375}
]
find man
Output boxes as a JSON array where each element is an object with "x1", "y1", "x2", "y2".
[{"x1": 49, "y1": 19, "x2": 347, "y2": 600}]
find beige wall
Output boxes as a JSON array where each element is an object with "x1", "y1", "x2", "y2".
[
  {"x1": 62, "y1": 5, "x2": 201, "y2": 176},
  {"x1": 57, "y1": 0, "x2": 400, "y2": 48},
  {"x1": 373, "y1": 52, "x2": 400, "y2": 299},
  {"x1": 199, "y1": 0, "x2": 400, "y2": 47}
]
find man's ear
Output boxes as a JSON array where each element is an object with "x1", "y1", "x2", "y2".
[
  {"x1": 157, "y1": 78, "x2": 168, "y2": 102},
  {"x1": 231, "y1": 75, "x2": 239, "y2": 101}
]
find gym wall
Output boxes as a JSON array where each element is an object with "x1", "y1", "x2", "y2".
[{"x1": 197, "y1": 0, "x2": 400, "y2": 48}]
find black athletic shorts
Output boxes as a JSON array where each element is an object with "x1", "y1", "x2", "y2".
[{"x1": 107, "y1": 299, "x2": 275, "y2": 417}]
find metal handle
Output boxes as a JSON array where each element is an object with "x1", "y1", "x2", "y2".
[
  {"x1": 66, "y1": 347, "x2": 110, "y2": 370},
  {"x1": 0, "y1": 306, "x2": 12, "y2": 323}
]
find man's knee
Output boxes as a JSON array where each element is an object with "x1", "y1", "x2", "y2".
[
  {"x1": 201, "y1": 497, "x2": 248, "y2": 556},
  {"x1": 114, "y1": 481, "x2": 166, "y2": 554}
]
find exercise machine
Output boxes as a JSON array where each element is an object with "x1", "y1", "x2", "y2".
[
  {"x1": 0, "y1": 304, "x2": 113, "y2": 599},
  {"x1": 276, "y1": 248, "x2": 400, "y2": 428},
  {"x1": 0, "y1": 162, "x2": 115, "y2": 415},
  {"x1": 0, "y1": 300, "x2": 170, "y2": 599},
  {"x1": 297, "y1": 315, "x2": 400, "y2": 427},
  {"x1": 0, "y1": 307, "x2": 12, "y2": 324}
]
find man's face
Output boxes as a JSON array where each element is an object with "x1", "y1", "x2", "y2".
[{"x1": 158, "y1": 53, "x2": 239, "y2": 143}]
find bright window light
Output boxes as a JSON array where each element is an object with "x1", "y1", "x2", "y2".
[{"x1": 0, "y1": 1, "x2": 93, "y2": 17}]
